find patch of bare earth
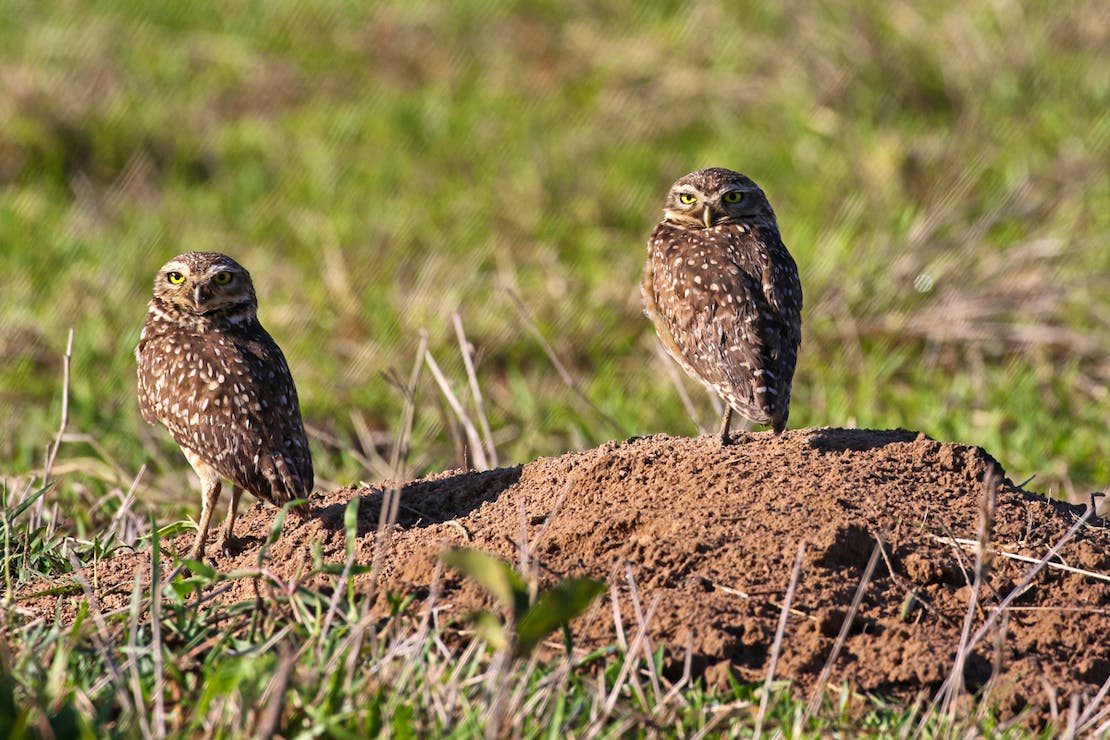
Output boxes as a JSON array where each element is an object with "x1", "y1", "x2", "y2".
[{"x1": 20, "y1": 428, "x2": 1110, "y2": 724}]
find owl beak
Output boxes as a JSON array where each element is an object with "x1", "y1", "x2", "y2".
[
  {"x1": 702, "y1": 205, "x2": 715, "y2": 229},
  {"x1": 193, "y1": 285, "x2": 209, "y2": 310}
]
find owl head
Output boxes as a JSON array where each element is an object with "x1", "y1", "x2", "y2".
[
  {"x1": 662, "y1": 167, "x2": 775, "y2": 229},
  {"x1": 151, "y1": 251, "x2": 257, "y2": 319}
]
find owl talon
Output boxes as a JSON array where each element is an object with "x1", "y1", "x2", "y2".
[{"x1": 217, "y1": 534, "x2": 242, "y2": 556}]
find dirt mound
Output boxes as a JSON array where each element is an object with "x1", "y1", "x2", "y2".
[{"x1": 21, "y1": 428, "x2": 1110, "y2": 723}]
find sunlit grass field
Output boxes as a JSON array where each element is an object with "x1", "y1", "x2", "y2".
[{"x1": 2, "y1": 0, "x2": 1108, "y2": 734}]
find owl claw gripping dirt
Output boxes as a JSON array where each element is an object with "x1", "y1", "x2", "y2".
[
  {"x1": 136, "y1": 252, "x2": 313, "y2": 562},
  {"x1": 642, "y1": 168, "x2": 802, "y2": 444}
]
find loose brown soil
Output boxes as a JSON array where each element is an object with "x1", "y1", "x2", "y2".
[{"x1": 19, "y1": 428, "x2": 1110, "y2": 724}]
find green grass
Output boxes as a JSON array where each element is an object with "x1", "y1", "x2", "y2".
[{"x1": 2, "y1": 0, "x2": 1108, "y2": 734}]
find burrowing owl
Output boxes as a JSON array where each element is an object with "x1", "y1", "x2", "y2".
[
  {"x1": 642, "y1": 168, "x2": 802, "y2": 444},
  {"x1": 136, "y1": 252, "x2": 313, "y2": 561}
]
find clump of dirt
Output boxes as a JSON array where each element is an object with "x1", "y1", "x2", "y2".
[{"x1": 20, "y1": 428, "x2": 1110, "y2": 724}]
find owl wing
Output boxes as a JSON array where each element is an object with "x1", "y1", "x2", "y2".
[
  {"x1": 644, "y1": 221, "x2": 800, "y2": 429},
  {"x1": 136, "y1": 321, "x2": 314, "y2": 507},
  {"x1": 754, "y1": 225, "x2": 802, "y2": 430}
]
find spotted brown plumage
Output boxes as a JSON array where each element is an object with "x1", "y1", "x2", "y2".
[
  {"x1": 642, "y1": 167, "x2": 802, "y2": 443},
  {"x1": 136, "y1": 251, "x2": 313, "y2": 561}
]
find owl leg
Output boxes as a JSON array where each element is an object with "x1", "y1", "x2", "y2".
[
  {"x1": 216, "y1": 485, "x2": 242, "y2": 555},
  {"x1": 189, "y1": 475, "x2": 221, "y2": 562},
  {"x1": 183, "y1": 449, "x2": 221, "y2": 562},
  {"x1": 719, "y1": 406, "x2": 734, "y2": 446}
]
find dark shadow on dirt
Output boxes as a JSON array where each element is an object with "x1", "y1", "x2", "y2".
[
  {"x1": 806, "y1": 427, "x2": 920, "y2": 453},
  {"x1": 314, "y1": 465, "x2": 524, "y2": 535}
]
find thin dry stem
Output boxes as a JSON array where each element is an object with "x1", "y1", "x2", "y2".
[
  {"x1": 65, "y1": 550, "x2": 136, "y2": 721},
  {"x1": 804, "y1": 542, "x2": 881, "y2": 717},
  {"x1": 599, "y1": 585, "x2": 661, "y2": 719},
  {"x1": 150, "y1": 536, "x2": 167, "y2": 739},
  {"x1": 103, "y1": 465, "x2": 147, "y2": 547},
  {"x1": 254, "y1": 642, "x2": 296, "y2": 739},
  {"x1": 624, "y1": 564, "x2": 663, "y2": 704},
  {"x1": 425, "y1": 349, "x2": 489, "y2": 471},
  {"x1": 754, "y1": 541, "x2": 806, "y2": 740},
  {"x1": 943, "y1": 468, "x2": 999, "y2": 720},
  {"x1": 42, "y1": 327, "x2": 74, "y2": 487},
  {"x1": 873, "y1": 533, "x2": 959, "y2": 629},
  {"x1": 706, "y1": 577, "x2": 816, "y2": 623},
  {"x1": 936, "y1": 535, "x2": 1110, "y2": 583},
  {"x1": 927, "y1": 486, "x2": 1097, "y2": 732},
  {"x1": 505, "y1": 288, "x2": 625, "y2": 435},
  {"x1": 125, "y1": 577, "x2": 154, "y2": 739},
  {"x1": 654, "y1": 342, "x2": 706, "y2": 433},
  {"x1": 454, "y1": 313, "x2": 498, "y2": 468}
]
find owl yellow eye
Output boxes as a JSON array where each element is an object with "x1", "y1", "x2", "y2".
[
  {"x1": 723, "y1": 191, "x2": 744, "y2": 204},
  {"x1": 213, "y1": 271, "x2": 233, "y2": 285},
  {"x1": 677, "y1": 193, "x2": 697, "y2": 205},
  {"x1": 167, "y1": 272, "x2": 185, "y2": 285}
]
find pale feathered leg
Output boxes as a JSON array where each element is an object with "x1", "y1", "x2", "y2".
[{"x1": 183, "y1": 449, "x2": 222, "y2": 562}]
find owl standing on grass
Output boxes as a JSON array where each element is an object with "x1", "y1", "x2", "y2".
[
  {"x1": 642, "y1": 168, "x2": 802, "y2": 444},
  {"x1": 136, "y1": 251, "x2": 313, "y2": 561}
]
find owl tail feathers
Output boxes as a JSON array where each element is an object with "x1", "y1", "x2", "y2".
[
  {"x1": 267, "y1": 455, "x2": 314, "y2": 517},
  {"x1": 284, "y1": 497, "x2": 312, "y2": 517}
]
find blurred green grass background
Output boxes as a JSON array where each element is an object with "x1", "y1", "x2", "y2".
[{"x1": 1, "y1": 0, "x2": 1107, "y2": 524}]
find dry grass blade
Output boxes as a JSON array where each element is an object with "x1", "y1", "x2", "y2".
[
  {"x1": 927, "y1": 484, "x2": 1098, "y2": 734},
  {"x1": 935, "y1": 536, "x2": 1110, "y2": 583},
  {"x1": 42, "y1": 327, "x2": 74, "y2": 487},
  {"x1": 873, "y1": 534, "x2": 959, "y2": 629},
  {"x1": 454, "y1": 313, "x2": 498, "y2": 468},
  {"x1": 149, "y1": 536, "x2": 167, "y2": 739},
  {"x1": 707, "y1": 577, "x2": 816, "y2": 623},
  {"x1": 304, "y1": 422, "x2": 379, "y2": 480},
  {"x1": 654, "y1": 342, "x2": 706, "y2": 434},
  {"x1": 482, "y1": 648, "x2": 513, "y2": 739},
  {"x1": 976, "y1": 608, "x2": 1009, "y2": 726},
  {"x1": 691, "y1": 700, "x2": 754, "y2": 740},
  {"x1": 940, "y1": 468, "x2": 998, "y2": 722},
  {"x1": 125, "y1": 575, "x2": 153, "y2": 739},
  {"x1": 517, "y1": 499, "x2": 531, "y2": 587},
  {"x1": 351, "y1": 410, "x2": 396, "y2": 481},
  {"x1": 64, "y1": 550, "x2": 136, "y2": 721},
  {"x1": 599, "y1": 584, "x2": 662, "y2": 719},
  {"x1": 425, "y1": 349, "x2": 489, "y2": 471},
  {"x1": 103, "y1": 465, "x2": 147, "y2": 546},
  {"x1": 657, "y1": 630, "x2": 695, "y2": 713},
  {"x1": 1087, "y1": 705, "x2": 1110, "y2": 736},
  {"x1": 389, "y1": 331, "x2": 429, "y2": 482},
  {"x1": 505, "y1": 288, "x2": 626, "y2": 435},
  {"x1": 624, "y1": 564, "x2": 663, "y2": 703},
  {"x1": 318, "y1": 551, "x2": 356, "y2": 659},
  {"x1": 754, "y1": 541, "x2": 806, "y2": 740},
  {"x1": 612, "y1": 570, "x2": 648, "y2": 712},
  {"x1": 985, "y1": 605, "x2": 1110, "y2": 614},
  {"x1": 254, "y1": 641, "x2": 296, "y2": 739},
  {"x1": 360, "y1": 330, "x2": 428, "y2": 610},
  {"x1": 804, "y1": 542, "x2": 881, "y2": 718},
  {"x1": 609, "y1": 580, "x2": 627, "y2": 653}
]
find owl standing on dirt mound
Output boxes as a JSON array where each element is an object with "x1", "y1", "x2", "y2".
[
  {"x1": 136, "y1": 251, "x2": 313, "y2": 561},
  {"x1": 642, "y1": 167, "x2": 802, "y2": 444}
]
